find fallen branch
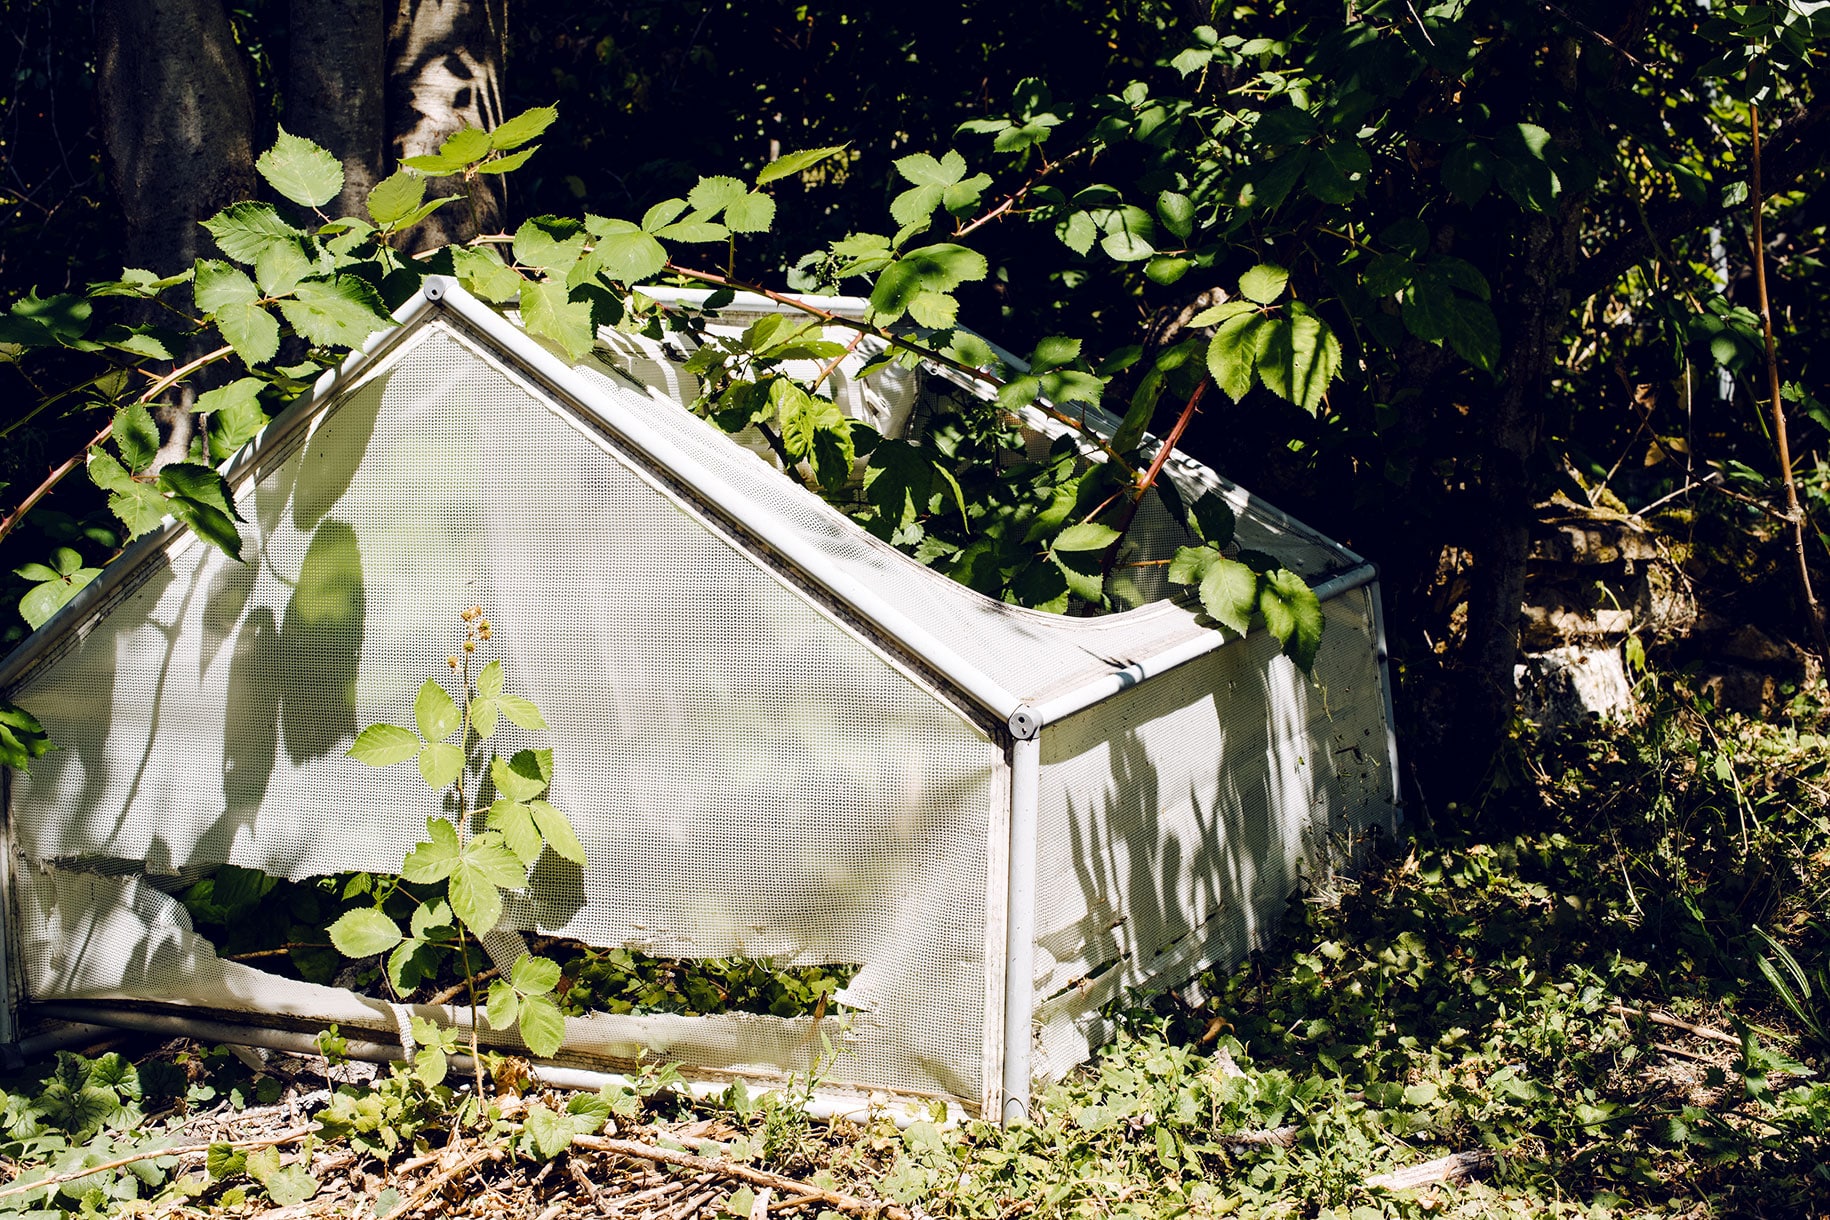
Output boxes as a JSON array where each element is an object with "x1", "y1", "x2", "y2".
[
  {"x1": 1364, "y1": 1149, "x2": 1495, "y2": 1191},
  {"x1": 1225, "y1": 1126, "x2": 1297, "y2": 1148},
  {"x1": 572, "y1": 1134, "x2": 911, "y2": 1220},
  {"x1": 1607, "y1": 1003, "x2": 1740, "y2": 1046},
  {"x1": 397, "y1": 1141, "x2": 505, "y2": 1217},
  {"x1": 0, "y1": 1124, "x2": 315, "y2": 1201}
]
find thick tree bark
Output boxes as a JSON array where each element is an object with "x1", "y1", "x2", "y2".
[
  {"x1": 97, "y1": 0, "x2": 259, "y2": 465},
  {"x1": 387, "y1": 0, "x2": 507, "y2": 246},
  {"x1": 96, "y1": 0, "x2": 258, "y2": 277},
  {"x1": 289, "y1": 0, "x2": 387, "y2": 219}
]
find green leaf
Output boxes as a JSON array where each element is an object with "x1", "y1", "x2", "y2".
[
  {"x1": 496, "y1": 694, "x2": 547, "y2": 731},
  {"x1": 402, "y1": 817, "x2": 462, "y2": 883},
  {"x1": 1442, "y1": 141, "x2": 1493, "y2": 205},
  {"x1": 511, "y1": 955, "x2": 562, "y2": 995},
  {"x1": 1442, "y1": 300, "x2": 1502, "y2": 374},
  {"x1": 688, "y1": 176, "x2": 748, "y2": 216},
  {"x1": 113, "y1": 402, "x2": 161, "y2": 472},
  {"x1": 440, "y1": 126, "x2": 493, "y2": 164},
  {"x1": 1254, "y1": 302, "x2": 1341, "y2": 414},
  {"x1": 326, "y1": 908, "x2": 403, "y2": 958},
  {"x1": 513, "y1": 216, "x2": 587, "y2": 276},
  {"x1": 349, "y1": 724, "x2": 423, "y2": 767},
  {"x1": 1052, "y1": 522, "x2": 1120, "y2": 553},
  {"x1": 516, "y1": 994, "x2": 566, "y2": 1058},
  {"x1": 519, "y1": 1104, "x2": 567, "y2": 1163},
  {"x1": 417, "y1": 741, "x2": 464, "y2": 791},
  {"x1": 1237, "y1": 264, "x2": 1289, "y2": 305},
  {"x1": 587, "y1": 229, "x2": 669, "y2": 285},
  {"x1": 0, "y1": 699, "x2": 55, "y2": 771},
  {"x1": 192, "y1": 376, "x2": 265, "y2": 417},
  {"x1": 869, "y1": 244, "x2": 988, "y2": 321},
  {"x1": 475, "y1": 146, "x2": 539, "y2": 175},
  {"x1": 1156, "y1": 190, "x2": 1195, "y2": 240},
  {"x1": 1197, "y1": 555, "x2": 1258, "y2": 634},
  {"x1": 448, "y1": 836, "x2": 525, "y2": 936},
  {"x1": 202, "y1": 203, "x2": 306, "y2": 265},
  {"x1": 724, "y1": 192, "x2": 776, "y2": 234},
  {"x1": 158, "y1": 462, "x2": 240, "y2": 521},
  {"x1": 1190, "y1": 493, "x2": 1237, "y2": 547},
  {"x1": 652, "y1": 219, "x2": 729, "y2": 244},
  {"x1": 366, "y1": 171, "x2": 427, "y2": 226},
  {"x1": 20, "y1": 566, "x2": 99, "y2": 629},
  {"x1": 1258, "y1": 569, "x2": 1323, "y2": 671},
  {"x1": 489, "y1": 799, "x2": 543, "y2": 867},
  {"x1": 450, "y1": 244, "x2": 524, "y2": 302},
  {"x1": 487, "y1": 979, "x2": 519, "y2": 1028},
  {"x1": 206, "y1": 1143, "x2": 246, "y2": 1180},
  {"x1": 257, "y1": 128, "x2": 344, "y2": 209},
  {"x1": 1166, "y1": 544, "x2": 1220, "y2": 587},
  {"x1": 415, "y1": 678, "x2": 460, "y2": 743},
  {"x1": 529, "y1": 799, "x2": 587, "y2": 865},
  {"x1": 1206, "y1": 311, "x2": 1266, "y2": 403},
  {"x1": 492, "y1": 752, "x2": 549, "y2": 802},
  {"x1": 476, "y1": 659, "x2": 504, "y2": 698},
  {"x1": 756, "y1": 145, "x2": 847, "y2": 185},
  {"x1": 413, "y1": 1044, "x2": 448, "y2": 1089},
  {"x1": 88, "y1": 449, "x2": 168, "y2": 538},
  {"x1": 276, "y1": 275, "x2": 393, "y2": 349},
  {"x1": 491, "y1": 105, "x2": 559, "y2": 151},
  {"x1": 519, "y1": 279, "x2": 596, "y2": 361}
]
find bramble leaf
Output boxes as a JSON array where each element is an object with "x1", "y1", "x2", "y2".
[
  {"x1": 257, "y1": 128, "x2": 344, "y2": 208},
  {"x1": 349, "y1": 724, "x2": 423, "y2": 767}
]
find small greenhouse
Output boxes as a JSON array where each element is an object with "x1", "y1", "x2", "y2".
[{"x1": 0, "y1": 278, "x2": 1399, "y2": 1120}]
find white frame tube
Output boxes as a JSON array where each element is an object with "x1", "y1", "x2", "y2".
[{"x1": 1000, "y1": 735, "x2": 1041, "y2": 1124}]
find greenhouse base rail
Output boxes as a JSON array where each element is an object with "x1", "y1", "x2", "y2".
[{"x1": 19, "y1": 1003, "x2": 960, "y2": 1128}]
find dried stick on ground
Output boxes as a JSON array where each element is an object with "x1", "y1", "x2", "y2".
[
  {"x1": 1607, "y1": 1003, "x2": 1740, "y2": 1046},
  {"x1": 1365, "y1": 1149, "x2": 1496, "y2": 1191},
  {"x1": 572, "y1": 1136, "x2": 911, "y2": 1220}
]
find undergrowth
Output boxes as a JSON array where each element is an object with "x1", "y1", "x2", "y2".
[{"x1": 5, "y1": 677, "x2": 1830, "y2": 1217}]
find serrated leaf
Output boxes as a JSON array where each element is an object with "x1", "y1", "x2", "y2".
[
  {"x1": 688, "y1": 175, "x2": 748, "y2": 216},
  {"x1": 587, "y1": 229, "x2": 669, "y2": 285},
  {"x1": 487, "y1": 979, "x2": 519, "y2": 1028},
  {"x1": 491, "y1": 105, "x2": 558, "y2": 151},
  {"x1": 348, "y1": 723, "x2": 422, "y2": 766},
  {"x1": 492, "y1": 752, "x2": 549, "y2": 802},
  {"x1": 158, "y1": 462, "x2": 240, "y2": 521},
  {"x1": 496, "y1": 694, "x2": 547, "y2": 730},
  {"x1": 906, "y1": 290, "x2": 958, "y2": 329},
  {"x1": 1207, "y1": 312, "x2": 1266, "y2": 403},
  {"x1": 89, "y1": 449, "x2": 167, "y2": 538},
  {"x1": 488, "y1": 799, "x2": 543, "y2": 867},
  {"x1": 415, "y1": 678, "x2": 460, "y2": 742},
  {"x1": 1166, "y1": 544, "x2": 1220, "y2": 587},
  {"x1": 1238, "y1": 263, "x2": 1289, "y2": 305},
  {"x1": 1188, "y1": 300, "x2": 1256, "y2": 328},
  {"x1": 401, "y1": 817, "x2": 462, "y2": 883},
  {"x1": 20, "y1": 567, "x2": 99, "y2": 629},
  {"x1": 327, "y1": 907, "x2": 403, "y2": 958},
  {"x1": 411, "y1": 898, "x2": 453, "y2": 939},
  {"x1": 257, "y1": 128, "x2": 344, "y2": 208},
  {"x1": 513, "y1": 216, "x2": 587, "y2": 276},
  {"x1": 529, "y1": 799, "x2": 587, "y2": 865},
  {"x1": 519, "y1": 279, "x2": 596, "y2": 361},
  {"x1": 511, "y1": 955, "x2": 562, "y2": 995},
  {"x1": 1256, "y1": 302, "x2": 1341, "y2": 413},
  {"x1": 276, "y1": 275, "x2": 392, "y2": 348},
  {"x1": 413, "y1": 1045, "x2": 447, "y2": 1089},
  {"x1": 522, "y1": 1104, "x2": 572, "y2": 1160},
  {"x1": 475, "y1": 146, "x2": 539, "y2": 175},
  {"x1": 417, "y1": 741, "x2": 464, "y2": 790},
  {"x1": 194, "y1": 259, "x2": 280, "y2": 362},
  {"x1": 476, "y1": 659, "x2": 504, "y2": 698},
  {"x1": 439, "y1": 126, "x2": 493, "y2": 164},
  {"x1": 517, "y1": 994, "x2": 565, "y2": 1058},
  {"x1": 1197, "y1": 556, "x2": 1258, "y2": 634},
  {"x1": 113, "y1": 402, "x2": 161, "y2": 472},
  {"x1": 162, "y1": 478, "x2": 245, "y2": 560},
  {"x1": 192, "y1": 376, "x2": 265, "y2": 417},
  {"x1": 1259, "y1": 568, "x2": 1323, "y2": 671},
  {"x1": 724, "y1": 191, "x2": 776, "y2": 233},
  {"x1": 366, "y1": 171, "x2": 427, "y2": 226},
  {"x1": 448, "y1": 841, "x2": 520, "y2": 936},
  {"x1": 1156, "y1": 190, "x2": 1195, "y2": 239},
  {"x1": 756, "y1": 145, "x2": 846, "y2": 185},
  {"x1": 470, "y1": 697, "x2": 501, "y2": 740},
  {"x1": 202, "y1": 203, "x2": 306, "y2": 265},
  {"x1": 1052, "y1": 522, "x2": 1121, "y2": 553},
  {"x1": 206, "y1": 1144, "x2": 246, "y2": 1180},
  {"x1": 1190, "y1": 493, "x2": 1237, "y2": 547},
  {"x1": 450, "y1": 243, "x2": 524, "y2": 302},
  {"x1": 652, "y1": 219, "x2": 729, "y2": 243},
  {"x1": 869, "y1": 243, "x2": 988, "y2": 321}
]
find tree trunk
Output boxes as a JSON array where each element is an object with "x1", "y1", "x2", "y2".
[
  {"x1": 97, "y1": 0, "x2": 259, "y2": 465},
  {"x1": 386, "y1": 0, "x2": 507, "y2": 247},
  {"x1": 289, "y1": 0, "x2": 387, "y2": 219},
  {"x1": 96, "y1": 0, "x2": 258, "y2": 276}
]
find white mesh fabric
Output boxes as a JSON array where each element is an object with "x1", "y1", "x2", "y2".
[
  {"x1": 1028, "y1": 585, "x2": 1398, "y2": 1085},
  {"x1": 6, "y1": 322, "x2": 1001, "y2": 1107}
]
